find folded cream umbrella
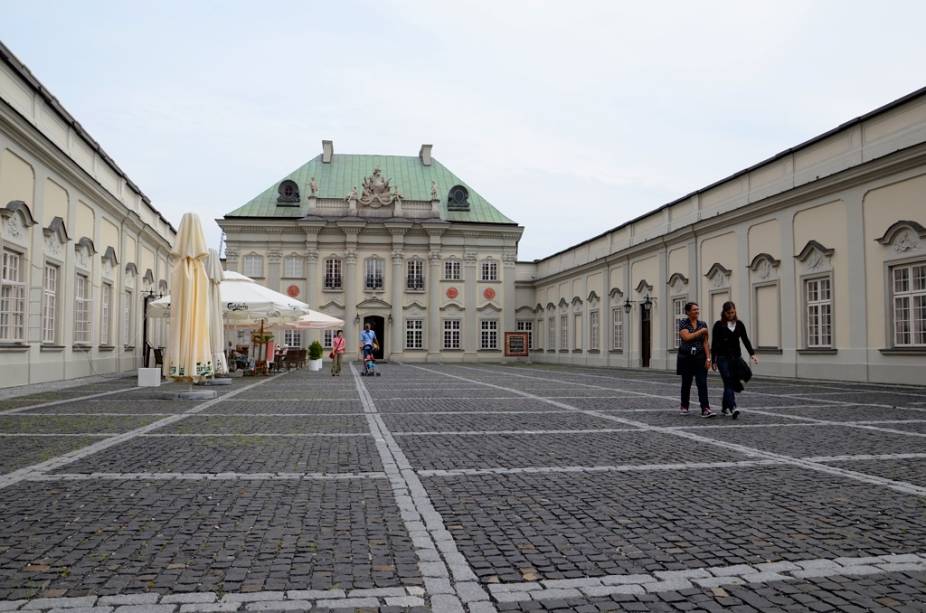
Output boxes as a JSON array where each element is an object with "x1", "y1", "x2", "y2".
[
  {"x1": 149, "y1": 270, "x2": 311, "y2": 326},
  {"x1": 289, "y1": 310, "x2": 345, "y2": 330},
  {"x1": 165, "y1": 213, "x2": 213, "y2": 382},
  {"x1": 206, "y1": 248, "x2": 228, "y2": 375}
]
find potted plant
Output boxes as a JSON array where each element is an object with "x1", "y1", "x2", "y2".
[{"x1": 308, "y1": 340, "x2": 324, "y2": 371}]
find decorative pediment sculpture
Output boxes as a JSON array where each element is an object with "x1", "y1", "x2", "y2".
[
  {"x1": 875, "y1": 220, "x2": 926, "y2": 254},
  {"x1": 1, "y1": 200, "x2": 36, "y2": 245},
  {"x1": 359, "y1": 168, "x2": 397, "y2": 208},
  {"x1": 666, "y1": 273, "x2": 689, "y2": 290},
  {"x1": 43, "y1": 217, "x2": 70, "y2": 257},
  {"x1": 74, "y1": 237, "x2": 96, "y2": 269},
  {"x1": 748, "y1": 253, "x2": 781, "y2": 280},
  {"x1": 704, "y1": 264, "x2": 732, "y2": 289},
  {"x1": 795, "y1": 240, "x2": 834, "y2": 273}
]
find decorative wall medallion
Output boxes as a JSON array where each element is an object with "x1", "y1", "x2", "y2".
[
  {"x1": 4, "y1": 215, "x2": 23, "y2": 239},
  {"x1": 287, "y1": 284, "x2": 300, "y2": 297},
  {"x1": 446, "y1": 287, "x2": 459, "y2": 299},
  {"x1": 45, "y1": 234, "x2": 61, "y2": 256},
  {"x1": 756, "y1": 259, "x2": 771, "y2": 280},
  {"x1": 894, "y1": 230, "x2": 918, "y2": 253},
  {"x1": 76, "y1": 248, "x2": 89, "y2": 269},
  {"x1": 483, "y1": 287, "x2": 496, "y2": 300}
]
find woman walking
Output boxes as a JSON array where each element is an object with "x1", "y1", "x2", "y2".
[
  {"x1": 677, "y1": 302, "x2": 715, "y2": 418},
  {"x1": 711, "y1": 301, "x2": 758, "y2": 419},
  {"x1": 330, "y1": 330, "x2": 346, "y2": 376}
]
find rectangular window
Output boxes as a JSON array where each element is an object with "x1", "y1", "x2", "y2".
[
  {"x1": 322, "y1": 329, "x2": 333, "y2": 349},
  {"x1": 444, "y1": 260, "x2": 461, "y2": 280},
  {"x1": 283, "y1": 255, "x2": 304, "y2": 278},
  {"x1": 443, "y1": 319, "x2": 461, "y2": 349},
  {"x1": 0, "y1": 250, "x2": 25, "y2": 342},
  {"x1": 805, "y1": 277, "x2": 833, "y2": 348},
  {"x1": 100, "y1": 283, "x2": 113, "y2": 345},
  {"x1": 560, "y1": 314, "x2": 568, "y2": 350},
  {"x1": 892, "y1": 262, "x2": 926, "y2": 347},
  {"x1": 516, "y1": 320, "x2": 533, "y2": 350},
  {"x1": 407, "y1": 259, "x2": 425, "y2": 291},
  {"x1": 611, "y1": 307, "x2": 624, "y2": 350},
  {"x1": 672, "y1": 298, "x2": 686, "y2": 349},
  {"x1": 547, "y1": 316, "x2": 555, "y2": 350},
  {"x1": 242, "y1": 254, "x2": 263, "y2": 277},
  {"x1": 480, "y1": 319, "x2": 498, "y2": 350},
  {"x1": 406, "y1": 318, "x2": 424, "y2": 349},
  {"x1": 535, "y1": 319, "x2": 543, "y2": 350},
  {"x1": 283, "y1": 329, "x2": 302, "y2": 347},
  {"x1": 74, "y1": 273, "x2": 92, "y2": 344},
  {"x1": 573, "y1": 313, "x2": 583, "y2": 350},
  {"x1": 365, "y1": 258, "x2": 384, "y2": 290},
  {"x1": 589, "y1": 310, "x2": 599, "y2": 350},
  {"x1": 42, "y1": 264, "x2": 58, "y2": 344},
  {"x1": 324, "y1": 258, "x2": 342, "y2": 289},
  {"x1": 123, "y1": 290, "x2": 134, "y2": 347},
  {"x1": 480, "y1": 260, "x2": 498, "y2": 281}
]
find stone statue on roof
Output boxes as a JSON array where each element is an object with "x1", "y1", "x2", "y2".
[
  {"x1": 431, "y1": 181, "x2": 438, "y2": 200},
  {"x1": 360, "y1": 168, "x2": 397, "y2": 208},
  {"x1": 346, "y1": 186, "x2": 358, "y2": 202},
  {"x1": 309, "y1": 177, "x2": 318, "y2": 196}
]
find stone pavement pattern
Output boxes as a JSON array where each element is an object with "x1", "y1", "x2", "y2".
[{"x1": 0, "y1": 364, "x2": 924, "y2": 612}]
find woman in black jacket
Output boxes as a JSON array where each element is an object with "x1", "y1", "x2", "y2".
[{"x1": 711, "y1": 301, "x2": 758, "y2": 419}]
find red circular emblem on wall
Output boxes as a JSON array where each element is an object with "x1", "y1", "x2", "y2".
[
  {"x1": 286, "y1": 285, "x2": 300, "y2": 297},
  {"x1": 483, "y1": 287, "x2": 496, "y2": 300},
  {"x1": 446, "y1": 287, "x2": 459, "y2": 299}
]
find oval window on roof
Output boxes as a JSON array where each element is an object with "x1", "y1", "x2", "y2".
[
  {"x1": 447, "y1": 185, "x2": 469, "y2": 210},
  {"x1": 277, "y1": 179, "x2": 301, "y2": 205}
]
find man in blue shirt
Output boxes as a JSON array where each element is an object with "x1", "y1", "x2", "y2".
[{"x1": 360, "y1": 323, "x2": 377, "y2": 359}]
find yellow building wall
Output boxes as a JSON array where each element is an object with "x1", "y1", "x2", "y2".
[
  {"x1": 76, "y1": 200, "x2": 94, "y2": 240},
  {"x1": 863, "y1": 173, "x2": 926, "y2": 349},
  {"x1": 0, "y1": 149, "x2": 35, "y2": 207},
  {"x1": 668, "y1": 245, "x2": 689, "y2": 277},
  {"x1": 699, "y1": 232, "x2": 738, "y2": 307},
  {"x1": 793, "y1": 200, "x2": 848, "y2": 348},
  {"x1": 747, "y1": 219, "x2": 780, "y2": 259},
  {"x1": 101, "y1": 219, "x2": 119, "y2": 255},
  {"x1": 43, "y1": 179, "x2": 69, "y2": 227}
]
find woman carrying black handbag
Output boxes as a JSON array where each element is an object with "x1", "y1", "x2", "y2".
[
  {"x1": 677, "y1": 302, "x2": 715, "y2": 418},
  {"x1": 711, "y1": 301, "x2": 759, "y2": 419}
]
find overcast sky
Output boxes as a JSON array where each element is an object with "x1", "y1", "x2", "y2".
[{"x1": 2, "y1": 1, "x2": 925, "y2": 260}]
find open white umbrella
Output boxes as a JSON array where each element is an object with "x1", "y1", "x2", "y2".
[
  {"x1": 206, "y1": 249, "x2": 228, "y2": 375},
  {"x1": 165, "y1": 213, "x2": 213, "y2": 381},
  {"x1": 289, "y1": 310, "x2": 345, "y2": 330}
]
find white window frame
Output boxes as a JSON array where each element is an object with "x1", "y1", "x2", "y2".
[
  {"x1": 365, "y1": 257, "x2": 385, "y2": 290},
  {"x1": 122, "y1": 289, "x2": 134, "y2": 347},
  {"x1": 891, "y1": 261, "x2": 926, "y2": 347},
  {"x1": 480, "y1": 260, "x2": 498, "y2": 282},
  {"x1": 242, "y1": 254, "x2": 263, "y2": 278},
  {"x1": 323, "y1": 329, "x2": 334, "y2": 349},
  {"x1": 559, "y1": 313, "x2": 568, "y2": 350},
  {"x1": 444, "y1": 260, "x2": 461, "y2": 280},
  {"x1": 573, "y1": 313, "x2": 583, "y2": 350},
  {"x1": 405, "y1": 318, "x2": 424, "y2": 349},
  {"x1": 480, "y1": 319, "x2": 498, "y2": 350},
  {"x1": 42, "y1": 263, "x2": 58, "y2": 344},
  {"x1": 74, "y1": 273, "x2": 92, "y2": 345},
  {"x1": 100, "y1": 282, "x2": 113, "y2": 345},
  {"x1": 283, "y1": 255, "x2": 304, "y2": 278},
  {"x1": 407, "y1": 259, "x2": 425, "y2": 291},
  {"x1": 672, "y1": 297, "x2": 687, "y2": 349},
  {"x1": 324, "y1": 258, "x2": 342, "y2": 290},
  {"x1": 547, "y1": 316, "x2": 555, "y2": 351},
  {"x1": 611, "y1": 306, "x2": 624, "y2": 351},
  {"x1": 804, "y1": 276, "x2": 833, "y2": 348},
  {"x1": 516, "y1": 320, "x2": 533, "y2": 350},
  {"x1": 0, "y1": 250, "x2": 26, "y2": 342},
  {"x1": 589, "y1": 310, "x2": 599, "y2": 351},
  {"x1": 535, "y1": 319, "x2": 543, "y2": 350},
  {"x1": 283, "y1": 329, "x2": 302, "y2": 347},
  {"x1": 443, "y1": 319, "x2": 461, "y2": 349}
]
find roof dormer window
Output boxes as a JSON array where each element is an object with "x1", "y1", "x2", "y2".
[
  {"x1": 277, "y1": 180, "x2": 301, "y2": 205},
  {"x1": 447, "y1": 185, "x2": 469, "y2": 211}
]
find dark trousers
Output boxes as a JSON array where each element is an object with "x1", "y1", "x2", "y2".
[
  {"x1": 680, "y1": 368, "x2": 710, "y2": 409},
  {"x1": 717, "y1": 356, "x2": 737, "y2": 410}
]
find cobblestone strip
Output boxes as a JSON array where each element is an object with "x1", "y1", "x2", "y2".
[
  {"x1": 25, "y1": 471, "x2": 387, "y2": 481},
  {"x1": 141, "y1": 433, "x2": 371, "y2": 438},
  {"x1": 350, "y1": 363, "x2": 490, "y2": 613},
  {"x1": 392, "y1": 428, "x2": 638, "y2": 436},
  {"x1": 0, "y1": 587, "x2": 428, "y2": 612},
  {"x1": 0, "y1": 433, "x2": 119, "y2": 437},
  {"x1": 416, "y1": 365, "x2": 926, "y2": 497},
  {"x1": 741, "y1": 406, "x2": 926, "y2": 437},
  {"x1": 417, "y1": 459, "x2": 782, "y2": 477},
  {"x1": 805, "y1": 452, "x2": 926, "y2": 462},
  {"x1": 0, "y1": 386, "x2": 143, "y2": 415},
  {"x1": 0, "y1": 374, "x2": 288, "y2": 490},
  {"x1": 484, "y1": 552, "x2": 926, "y2": 602}
]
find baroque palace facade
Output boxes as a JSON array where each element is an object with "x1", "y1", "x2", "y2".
[
  {"x1": 0, "y1": 42, "x2": 175, "y2": 388},
  {"x1": 221, "y1": 88, "x2": 926, "y2": 385}
]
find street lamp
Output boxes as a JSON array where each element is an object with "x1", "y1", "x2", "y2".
[{"x1": 623, "y1": 298, "x2": 632, "y2": 314}]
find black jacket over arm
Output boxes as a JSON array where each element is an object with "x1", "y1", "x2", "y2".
[{"x1": 711, "y1": 320, "x2": 755, "y2": 363}]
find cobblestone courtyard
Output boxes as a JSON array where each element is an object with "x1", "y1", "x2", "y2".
[{"x1": 0, "y1": 364, "x2": 924, "y2": 612}]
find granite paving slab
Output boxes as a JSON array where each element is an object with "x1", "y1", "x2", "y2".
[
  {"x1": 767, "y1": 403, "x2": 926, "y2": 422},
  {"x1": 826, "y1": 458, "x2": 926, "y2": 488},
  {"x1": 0, "y1": 415, "x2": 164, "y2": 434},
  {"x1": 151, "y1": 415, "x2": 370, "y2": 435},
  {"x1": 0, "y1": 436, "x2": 107, "y2": 473},
  {"x1": 202, "y1": 400, "x2": 366, "y2": 415},
  {"x1": 396, "y1": 431, "x2": 750, "y2": 470},
  {"x1": 0, "y1": 479, "x2": 420, "y2": 599},
  {"x1": 382, "y1": 412, "x2": 635, "y2": 433},
  {"x1": 695, "y1": 423, "x2": 926, "y2": 457},
  {"x1": 620, "y1": 410, "x2": 798, "y2": 427},
  {"x1": 52, "y1": 436, "x2": 382, "y2": 474},
  {"x1": 422, "y1": 465, "x2": 926, "y2": 583},
  {"x1": 785, "y1": 390, "x2": 926, "y2": 407},
  {"x1": 877, "y1": 420, "x2": 926, "y2": 434},
  {"x1": 21, "y1": 400, "x2": 198, "y2": 416},
  {"x1": 372, "y1": 398, "x2": 561, "y2": 413}
]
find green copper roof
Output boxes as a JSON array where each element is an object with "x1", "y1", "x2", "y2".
[{"x1": 224, "y1": 154, "x2": 516, "y2": 225}]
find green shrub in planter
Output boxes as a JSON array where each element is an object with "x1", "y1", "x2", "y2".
[{"x1": 309, "y1": 341, "x2": 324, "y2": 360}]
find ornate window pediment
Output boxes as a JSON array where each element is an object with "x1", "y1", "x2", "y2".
[
  {"x1": 609, "y1": 287, "x2": 624, "y2": 303},
  {"x1": 558, "y1": 297, "x2": 569, "y2": 309},
  {"x1": 666, "y1": 273, "x2": 689, "y2": 292},
  {"x1": 875, "y1": 220, "x2": 926, "y2": 254},
  {"x1": 546, "y1": 302, "x2": 556, "y2": 311},
  {"x1": 477, "y1": 302, "x2": 502, "y2": 313},
  {"x1": 587, "y1": 290, "x2": 600, "y2": 304},
  {"x1": 748, "y1": 253, "x2": 781, "y2": 280},
  {"x1": 74, "y1": 237, "x2": 96, "y2": 270},
  {"x1": 356, "y1": 296, "x2": 391, "y2": 310},
  {"x1": 704, "y1": 264, "x2": 732, "y2": 289},
  {"x1": 440, "y1": 302, "x2": 465, "y2": 312},
  {"x1": 635, "y1": 279, "x2": 654, "y2": 294},
  {"x1": 43, "y1": 217, "x2": 70, "y2": 258},
  {"x1": 101, "y1": 247, "x2": 118, "y2": 279},
  {"x1": 2, "y1": 201, "x2": 36, "y2": 246},
  {"x1": 795, "y1": 240, "x2": 834, "y2": 274},
  {"x1": 143, "y1": 269, "x2": 155, "y2": 289},
  {"x1": 158, "y1": 280, "x2": 168, "y2": 293},
  {"x1": 318, "y1": 300, "x2": 345, "y2": 312},
  {"x1": 404, "y1": 301, "x2": 428, "y2": 315},
  {"x1": 534, "y1": 303, "x2": 544, "y2": 314}
]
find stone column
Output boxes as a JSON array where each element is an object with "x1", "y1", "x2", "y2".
[
  {"x1": 502, "y1": 251, "x2": 516, "y2": 336},
  {"x1": 655, "y1": 245, "x2": 668, "y2": 369},
  {"x1": 344, "y1": 251, "x2": 358, "y2": 352},
  {"x1": 267, "y1": 249, "x2": 282, "y2": 292},
  {"x1": 777, "y1": 210, "x2": 797, "y2": 377},
  {"x1": 843, "y1": 188, "x2": 868, "y2": 380},
  {"x1": 463, "y1": 252, "x2": 478, "y2": 358},
  {"x1": 428, "y1": 250, "x2": 442, "y2": 361},
  {"x1": 622, "y1": 260, "x2": 632, "y2": 368},
  {"x1": 391, "y1": 251, "x2": 404, "y2": 357},
  {"x1": 304, "y1": 250, "x2": 320, "y2": 347},
  {"x1": 27, "y1": 175, "x2": 46, "y2": 347},
  {"x1": 736, "y1": 225, "x2": 750, "y2": 325}
]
